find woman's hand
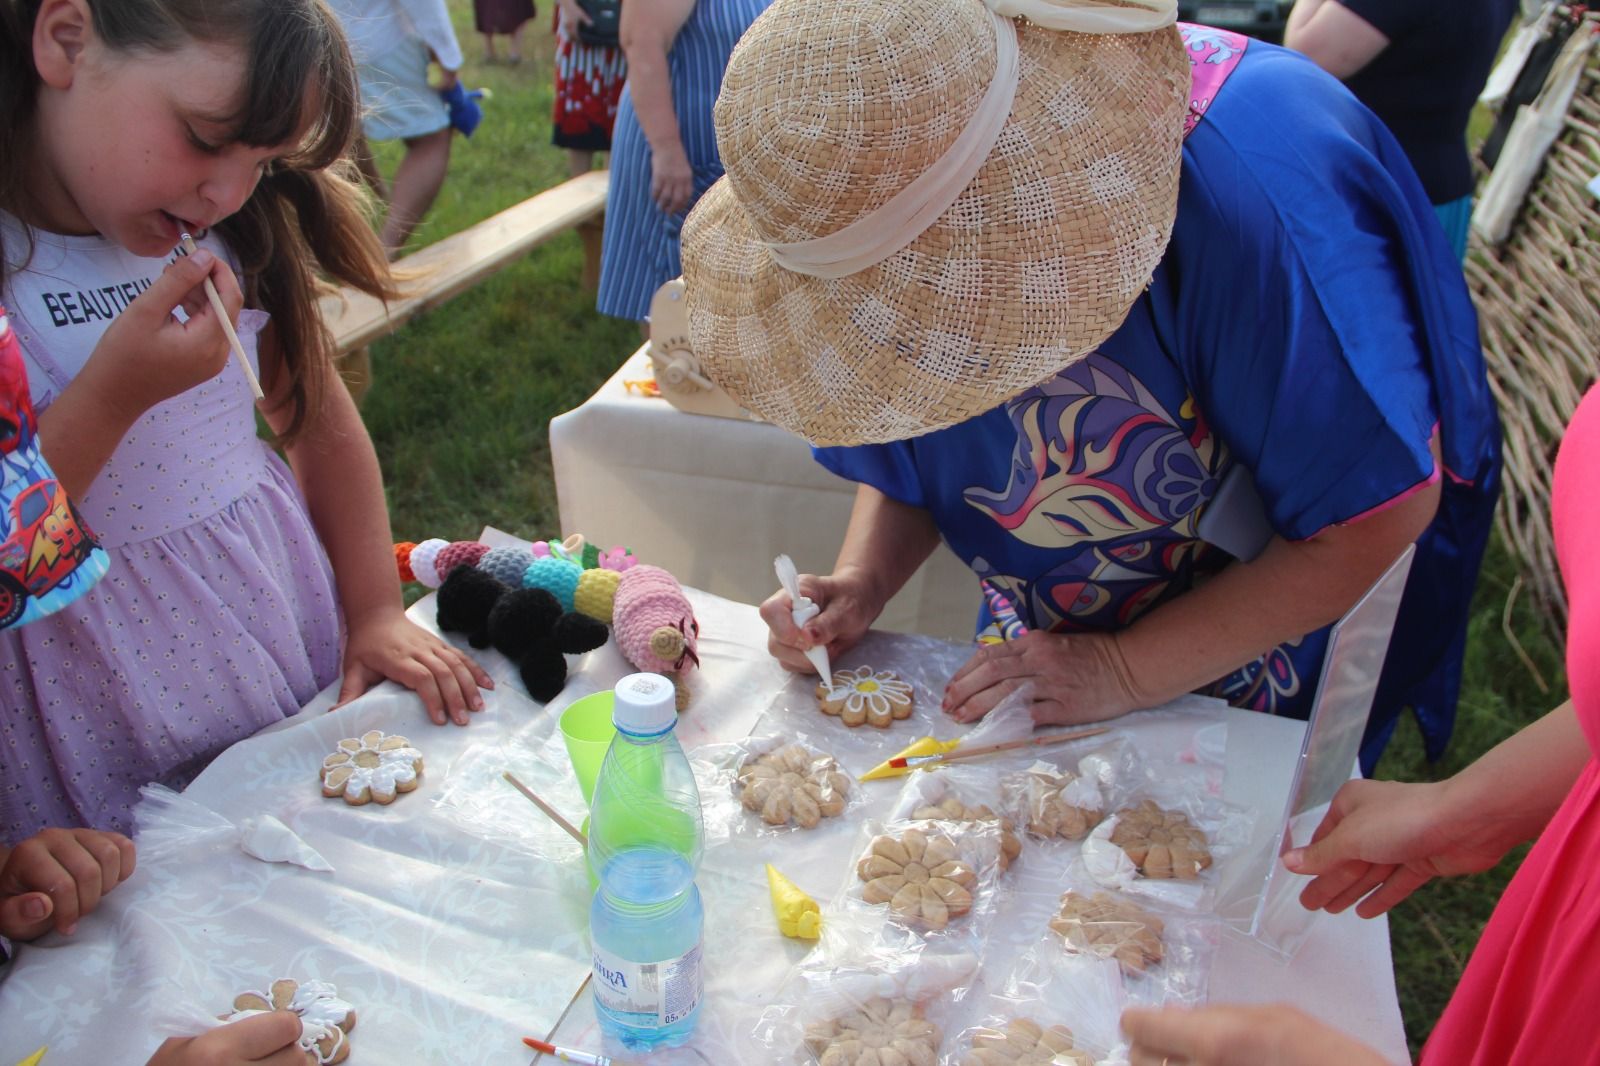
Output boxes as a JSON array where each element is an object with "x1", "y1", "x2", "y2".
[
  {"x1": 759, "y1": 566, "x2": 884, "y2": 674},
  {"x1": 649, "y1": 139, "x2": 696, "y2": 216},
  {"x1": 1122, "y1": 1004, "x2": 1393, "y2": 1066},
  {"x1": 1284, "y1": 776, "x2": 1517, "y2": 918},
  {"x1": 941, "y1": 630, "x2": 1139, "y2": 726},
  {"x1": 147, "y1": 1012, "x2": 306, "y2": 1066},
  {"x1": 80, "y1": 250, "x2": 240, "y2": 421},
  {"x1": 336, "y1": 607, "x2": 493, "y2": 726},
  {"x1": 0, "y1": 829, "x2": 136, "y2": 940}
]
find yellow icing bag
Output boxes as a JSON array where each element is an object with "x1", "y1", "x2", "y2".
[
  {"x1": 859, "y1": 736, "x2": 962, "y2": 781},
  {"x1": 766, "y1": 863, "x2": 821, "y2": 939},
  {"x1": 14, "y1": 1048, "x2": 46, "y2": 1066}
]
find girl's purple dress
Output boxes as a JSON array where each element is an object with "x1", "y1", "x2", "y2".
[{"x1": 0, "y1": 229, "x2": 342, "y2": 843}]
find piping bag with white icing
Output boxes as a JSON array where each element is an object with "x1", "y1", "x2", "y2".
[
  {"x1": 134, "y1": 784, "x2": 333, "y2": 872},
  {"x1": 775, "y1": 554, "x2": 834, "y2": 692}
]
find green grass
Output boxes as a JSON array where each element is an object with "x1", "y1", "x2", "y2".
[{"x1": 359, "y1": 6, "x2": 1567, "y2": 1057}]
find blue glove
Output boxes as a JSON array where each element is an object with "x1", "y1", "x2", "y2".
[{"x1": 439, "y1": 81, "x2": 487, "y2": 138}]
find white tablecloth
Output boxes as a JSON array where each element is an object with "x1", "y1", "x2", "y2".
[
  {"x1": 0, "y1": 588, "x2": 1409, "y2": 1066},
  {"x1": 549, "y1": 347, "x2": 980, "y2": 641}
]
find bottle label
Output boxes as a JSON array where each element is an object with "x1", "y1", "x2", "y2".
[{"x1": 592, "y1": 941, "x2": 703, "y2": 1026}]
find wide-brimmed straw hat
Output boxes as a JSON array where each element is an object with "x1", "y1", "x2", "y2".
[{"x1": 682, "y1": 0, "x2": 1189, "y2": 446}]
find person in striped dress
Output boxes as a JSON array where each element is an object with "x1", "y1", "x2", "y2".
[{"x1": 597, "y1": 0, "x2": 773, "y2": 327}]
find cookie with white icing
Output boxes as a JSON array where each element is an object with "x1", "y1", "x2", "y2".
[
  {"x1": 816, "y1": 665, "x2": 914, "y2": 728},
  {"x1": 219, "y1": 978, "x2": 356, "y2": 1064},
  {"x1": 321, "y1": 730, "x2": 423, "y2": 806}
]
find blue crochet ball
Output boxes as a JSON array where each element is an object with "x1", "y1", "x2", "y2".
[
  {"x1": 522, "y1": 556, "x2": 582, "y2": 612},
  {"x1": 478, "y1": 547, "x2": 536, "y2": 589}
]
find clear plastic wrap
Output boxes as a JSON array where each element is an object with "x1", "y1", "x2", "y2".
[
  {"x1": 887, "y1": 766, "x2": 1025, "y2": 873},
  {"x1": 695, "y1": 732, "x2": 865, "y2": 837}
]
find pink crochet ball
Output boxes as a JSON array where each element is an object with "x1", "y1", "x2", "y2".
[
  {"x1": 612, "y1": 564, "x2": 699, "y2": 675},
  {"x1": 434, "y1": 541, "x2": 490, "y2": 583}
]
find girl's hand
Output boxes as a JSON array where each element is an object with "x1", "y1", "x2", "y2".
[
  {"x1": 1284, "y1": 777, "x2": 1514, "y2": 918},
  {"x1": 649, "y1": 139, "x2": 695, "y2": 216},
  {"x1": 0, "y1": 828, "x2": 136, "y2": 940},
  {"x1": 336, "y1": 608, "x2": 493, "y2": 726},
  {"x1": 1122, "y1": 1005, "x2": 1392, "y2": 1066},
  {"x1": 80, "y1": 250, "x2": 242, "y2": 421},
  {"x1": 941, "y1": 630, "x2": 1138, "y2": 725},
  {"x1": 147, "y1": 1011, "x2": 306, "y2": 1066},
  {"x1": 759, "y1": 566, "x2": 882, "y2": 674},
  {"x1": 558, "y1": 0, "x2": 593, "y2": 32}
]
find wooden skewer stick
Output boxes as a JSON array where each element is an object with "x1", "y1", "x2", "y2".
[
  {"x1": 891, "y1": 725, "x2": 1111, "y2": 769},
  {"x1": 179, "y1": 233, "x2": 264, "y2": 400},
  {"x1": 503, "y1": 771, "x2": 588, "y2": 846}
]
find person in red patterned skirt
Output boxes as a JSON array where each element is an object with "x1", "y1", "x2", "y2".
[{"x1": 553, "y1": 0, "x2": 626, "y2": 177}]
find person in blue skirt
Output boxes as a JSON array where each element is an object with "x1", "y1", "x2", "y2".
[{"x1": 597, "y1": 0, "x2": 774, "y2": 328}]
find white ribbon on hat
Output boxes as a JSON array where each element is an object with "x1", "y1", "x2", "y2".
[{"x1": 763, "y1": 0, "x2": 1177, "y2": 280}]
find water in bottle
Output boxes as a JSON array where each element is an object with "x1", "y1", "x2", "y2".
[{"x1": 587, "y1": 672, "x2": 705, "y2": 1049}]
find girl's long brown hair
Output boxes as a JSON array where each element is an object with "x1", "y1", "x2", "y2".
[{"x1": 0, "y1": 0, "x2": 400, "y2": 444}]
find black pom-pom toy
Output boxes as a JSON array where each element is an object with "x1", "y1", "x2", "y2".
[{"x1": 436, "y1": 570, "x2": 610, "y2": 701}]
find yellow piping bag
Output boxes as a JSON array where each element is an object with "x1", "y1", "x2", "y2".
[
  {"x1": 14, "y1": 1048, "x2": 47, "y2": 1066},
  {"x1": 860, "y1": 735, "x2": 962, "y2": 781},
  {"x1": 766, "y1": 863, "x2": 821, "y2": 939}
]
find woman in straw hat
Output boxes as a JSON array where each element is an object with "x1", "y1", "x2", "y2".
[{"x1": 682, "y1": 0, "x2": 1500, "y2": 771}]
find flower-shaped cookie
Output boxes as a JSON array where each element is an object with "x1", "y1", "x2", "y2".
[
  {"x1": 817, "y1": 666, "x2": 914, "y2": 728},
  {"x1": 910, "y1": 796, "x2": 1022, "y2": 871},
  {"x1": 803, "y1": 997, "x2": 941, "y2": 1066},
  {"x1": 1019, "y1": 768, "x2": 1101, "y2": 841},
  {"x1": 857, "y1": 827, "x2": 977, "y2": 930},
  {"x1": 736, "y1": 743, "x2": 852, "y2": 829},
  {"x1": 1048, "y1": 890, "x2": 1165, "y2": 976},
  {"x1": 962, "y1": 1018, "x2": 1093, "y2": 1066},
  {"x1": 1109, "y1": 801, "x2": 1212, "y2": 880},
  {"x1": 219, "y1": 978, "x2": 356, "y2": 1065},
  {"x1": 321, "y1": 730, "x2": 423, "y2": 806}
]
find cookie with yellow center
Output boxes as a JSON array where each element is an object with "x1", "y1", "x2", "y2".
[{"x1": 817, "y1": 665, "x2": 914, "y2": 728}]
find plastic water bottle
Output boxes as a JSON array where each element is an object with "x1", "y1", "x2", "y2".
[{"x1": 587, "y1": 672, "x2": 705, "y2": 1049}]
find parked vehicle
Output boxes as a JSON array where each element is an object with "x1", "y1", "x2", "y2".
[{"x1": 1178, "y1": 1, "x2": 1293, "y2": 43}]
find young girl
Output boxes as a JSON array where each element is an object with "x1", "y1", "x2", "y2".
[{"x1": 0, "y1": 0, "x2": 494, "y2": 844}]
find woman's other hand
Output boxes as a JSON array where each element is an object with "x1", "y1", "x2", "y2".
[
  {"x1": 941, "y1": 630, "x2": 1139, "y2": 726},
  {"x1": 650, "y1": 139, "x2": 695, "y2": 216}
]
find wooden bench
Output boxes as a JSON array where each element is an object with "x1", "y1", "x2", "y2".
[{"x1": 322, "y1": 169, "x2": 609, "y2": 399}]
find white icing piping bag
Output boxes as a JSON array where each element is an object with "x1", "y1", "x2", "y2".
[{"x1": 775, "y1": 554, "x2": 835, "y2": 692}]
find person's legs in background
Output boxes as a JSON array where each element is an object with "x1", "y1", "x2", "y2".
[
  {"x1": 381, "y1": 126, "x2": 454, "y2": 255},
  {"x1": 481, "y1": 31, "x2": 498, "y2": 62}
]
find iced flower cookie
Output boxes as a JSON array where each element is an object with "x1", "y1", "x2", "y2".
[
  {"x1": 816, "y1": 665, "x2": 914, "y2": 728},
  {"x1": 321, "y1": 730, "x2": 423, "y2": 806},
  {"x1": 962, "y1": 1018, "x2": 1093, "y2": 1065},
  {"x1": 858, "y1": 827, "x2": 977, "y2": 930},
  {"x1": 804, "y1": 997, "x2": 941, "y2": 1066},
  {"x1": 1110, "y1": 801, "x2": 1212, "y2": 880},
  {"x1": 220, "y1": 978, "x2": 356, "y2": 1064},
  {"x1": 736, "y1": 743, "x2": 852, "y2": 829},
  {"x1": 1049, "y1": 890, "x2": 1165, "y2": 976}
]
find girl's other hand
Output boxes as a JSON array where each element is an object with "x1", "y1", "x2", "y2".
[
  {"x1": 147, "y1": 1011, "x2": 306, "y2": 1066},
  {"x1": 1284, "y1": 776, "x2": 1510, "y2": 918},
  {"x1": 558, "y1": 0, "x2": 593, "y2": 31},
  {"x1": 649, "y1": 139, "x2": 695, "y2": 216},
  {"x1": 1121, "y1": 1004, "x2": 1392, "y2": 1066},
  {"x1": 82, "y1": 250, "x2": 242, "y2": 420},
  {"x1": 336, "y1": 608, "x2": 493, "y2": 726},
  {"x1": 941, "y1": 630, "x2": 1138, "y2": 725},
  {"x1": 0, "y1": 828, "x2": 136, "y2": 940},
  {"x1": 758, "y1": 567, "x2": 880, "y2": 675}
]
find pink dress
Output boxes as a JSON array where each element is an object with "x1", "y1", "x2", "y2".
[
  {"x1": 1422, "y1": 384, "x2": 1600, "y2": 1063},
  {"x1": 0, "y1": 228, "x2": 342, "y2": 843}
]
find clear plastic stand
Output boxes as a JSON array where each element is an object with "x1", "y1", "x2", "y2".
[{"x1": 1228, "y1": 544, "x2": 1416, "y2": 958}]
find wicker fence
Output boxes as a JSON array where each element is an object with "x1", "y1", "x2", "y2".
[{"x1": 1464, "y1": 54, "x2": 1600, "y2": 638}]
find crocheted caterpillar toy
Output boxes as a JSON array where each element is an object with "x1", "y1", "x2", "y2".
[{"x1": 396, "y1": 535, "x2": 699, "y2": 709}]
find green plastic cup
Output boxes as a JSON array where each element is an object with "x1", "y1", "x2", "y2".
[{"x1": 559, "y1": 690, "x2": 617, "y2": 807}]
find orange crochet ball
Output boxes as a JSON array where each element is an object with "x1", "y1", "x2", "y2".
[{"x1": 394, "y1": 542, "x2": 417, "y2": 584}]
